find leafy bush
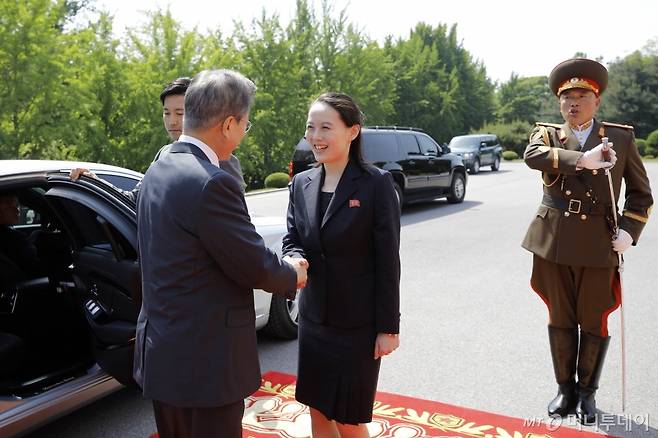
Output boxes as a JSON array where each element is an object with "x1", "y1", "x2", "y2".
[
  {"x1": 635, "y1": 138, "x2": 647, "y2": 156},
  {"x1": 264, "y1": 172, "x2": 290, "y2": 188},
  {"x1": 502, "y1": 150, "x2": 519, "y2": 160},
  {"x1": 647, "y1": 129, "x2": 658, "y2": 151}
]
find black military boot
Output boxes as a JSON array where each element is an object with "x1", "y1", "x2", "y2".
[
  {"x1": 575, "y1": 331, "x2": 611, "y2": 425},
  {"x1": 547, "y1": 326, "x2": 578, "y2": 417}
]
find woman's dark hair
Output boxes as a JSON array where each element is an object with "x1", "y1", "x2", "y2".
[
  {"x1": 314, "y1": 92, "x2": 366, "y2": 167},
  {"x1": 159, "y1": 77, "x2": 192, "y2": 104}
]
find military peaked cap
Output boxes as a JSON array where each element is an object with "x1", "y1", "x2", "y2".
[{"x1": 548, "y1": 58, "x2": 608, "y2": 96}]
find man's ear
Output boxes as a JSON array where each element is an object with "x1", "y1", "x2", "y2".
[{"x1": 220, "y1": 117, "x2": 234, "y2": 138}]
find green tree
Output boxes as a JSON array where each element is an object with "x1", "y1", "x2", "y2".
[
  {"x1": 233, "y1": 11, "x2": 310, "y2": 186},
  {"x1": 496, "y1": 75, "x2": 557, "y2": 124},
  {"x1": 117, "y1": 8, "x2": 206, "y2": 171},
  {"x1": 0, "y1": 0, "x2": 90, "y2": 159},
  {"x1": 599, "y1": 51, "x2": 658, "y2": 138},
  {"x1": 386, "y1": 23, "x2": 495, "y2": 143}
]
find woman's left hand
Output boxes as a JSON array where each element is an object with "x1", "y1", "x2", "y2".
[{"x1": 374, "y1": 333, "x2": 400, "y2": 359}]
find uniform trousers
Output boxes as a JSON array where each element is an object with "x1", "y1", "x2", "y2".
[
  {"x1": 152, "y1": 398, "x2": 244, "y2": 438},
  {"x1": 530, "y1": 255, "x2": 621, "y2": 336}
]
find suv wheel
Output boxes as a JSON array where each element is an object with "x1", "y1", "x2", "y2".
[
  {"x1": 446, "y1": 173, "x2": 466, "y2": 204},
  {"x1": 470, "y1": 159, "x2": 480, "y2": 174},
  {"x1": 262, "y1": 294, "x2": 299, "y2": 339},
  {"x1": 491, "y1": 156, "x2": 500, "y2": 171}
]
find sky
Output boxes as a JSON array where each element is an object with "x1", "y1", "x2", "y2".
[{"x1": 95, "y1": 0, "x2": 658, "y2": 83}]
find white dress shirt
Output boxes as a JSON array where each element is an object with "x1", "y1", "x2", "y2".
[{"x1": 572, "y1": 119, "x2": 594, "y2": 148}]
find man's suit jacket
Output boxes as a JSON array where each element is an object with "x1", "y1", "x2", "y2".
[
  {"x1": 522, "y1": 119, "x2": 653, "y2": 267},
  {"x1": 282, "y1": 161, "x2": 400, "y2": 334},
  {"x1": 121, "y1": 145, "x2": 246, "y2": 203},
  {"x1": 134, "y1": 141, "x2": 296, "y2": 408}
]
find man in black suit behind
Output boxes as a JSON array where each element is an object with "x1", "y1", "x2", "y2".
[{"x1": 134, "y1": 69, "x2": 308, "y2": 438}]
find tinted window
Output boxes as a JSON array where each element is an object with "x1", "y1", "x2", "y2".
[
  {"x1": 449, "y1": 136, "x2": 479, "y2": 150},
  {"x1": 486, "y1": 137, "x2": 499, "y2": 146},
  {"x1": 399, "y1": 134, "x2": 421, "y2": 155},
  {"x1": 19, "y1": 203, "x2": 41, "y2": 225},
  {"x1": 97, "y1": 174, "x2": 140, "y2": 191},
  {"x1": 57, "y1": 198, "x2": 136, "y2": 259},
  {"x1": 417, "y1": 134, "x2": 439, "y2": 155},
  {"x1": 362, "y1": 132, "x2": 399, "y2": 162}
]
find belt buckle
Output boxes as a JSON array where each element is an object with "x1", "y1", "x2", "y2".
[{"x1": 568, "y1": 199, "x2": 582, "y2": 214}]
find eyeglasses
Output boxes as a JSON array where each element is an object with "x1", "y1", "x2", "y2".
[{"x1": 245, "y1": 120, "x2": 252, "y2": 133}]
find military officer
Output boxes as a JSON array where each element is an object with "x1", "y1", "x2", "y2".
[{"x1": 522, "y1": 58, "x2": 653, "y2": 425}]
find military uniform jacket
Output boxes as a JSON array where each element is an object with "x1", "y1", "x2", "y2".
[{"x1": 522, "y1": 119, "x2": 653, "y2": 267}]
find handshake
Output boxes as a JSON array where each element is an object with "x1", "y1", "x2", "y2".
[{"x1": 283, "y1": 256, "x2": 309, "y2": 289}]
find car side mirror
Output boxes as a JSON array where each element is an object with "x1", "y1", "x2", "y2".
[{"x1": 443, "y1": 146, "x2": 451, "y2": 154}]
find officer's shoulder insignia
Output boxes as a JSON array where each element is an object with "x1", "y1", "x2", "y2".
[
  {"x1": 602, "y1": 121, "x2": 634, "y2": 131},
  {"x1": 530, "y1": 125, "x2": 550, "y2": 144}
]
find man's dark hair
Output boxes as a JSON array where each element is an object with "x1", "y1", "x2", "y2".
[{"x1": 159, "y1": 77, "x2": 192, "y2": 105}]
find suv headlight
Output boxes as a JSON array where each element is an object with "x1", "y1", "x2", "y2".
[{"x1": 463, "y1": 152, "x2": 474, "y2": 158}]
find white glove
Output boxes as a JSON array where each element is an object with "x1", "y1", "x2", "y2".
[
  {"x1": 577, "y1": 143, "x2": 617, "y2": 170},
  {"x1": 612, "y1": 229, "x2": 633, "y2": 253}
]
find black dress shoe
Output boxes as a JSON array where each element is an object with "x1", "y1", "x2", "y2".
[
  {"x1": 575, "y1": 390, "x2": 597, "y2": 424},
  {"x1": 548, "y1": 383, "x2": 576, "y2": 417}
]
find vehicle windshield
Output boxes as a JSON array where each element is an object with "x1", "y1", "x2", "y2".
[{"x1": 449, "y1": 137, "x2": 479, "y2": 151}]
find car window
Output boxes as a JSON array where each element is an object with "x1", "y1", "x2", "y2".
[
  {"x1": 18, "y1": 203, "x2": 41, "y2": 226},
  {"x1": 57, "y1": 198, "x2": 137, "y2": 259},
  {"x1": 362, "y1": 133, "x2": 399, "y2": 162},
  {"x1": 417, "y1": 134, "x2": 439, "y2": 155},
  {"x1": 399, "y1": 134, "x2": 421, "y2": 155},
  {"x1": 449, "y1": 136, "x2": 478, "y2": 150},
  {"x1": 97, "y1": 174, "x2": 140, "y2": 191}
]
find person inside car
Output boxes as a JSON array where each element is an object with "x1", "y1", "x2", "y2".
[{"x1": 0, "y1": 194, "x2": 42, "y2": 280}]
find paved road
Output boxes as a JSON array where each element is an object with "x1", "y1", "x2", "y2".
[{"x1": 27, "y1": 162, "x2": 658, "y2": 437}]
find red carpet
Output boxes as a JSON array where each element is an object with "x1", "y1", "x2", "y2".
[{"x1": 152, "y1": 371, "x2": 608, "y2": 437}]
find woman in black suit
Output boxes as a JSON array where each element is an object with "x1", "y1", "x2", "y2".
[{"x1": 283, "y1": 93, "x2": 401, "y2": 438}]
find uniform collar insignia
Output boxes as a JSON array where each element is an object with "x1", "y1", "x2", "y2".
[{"x1": 558, "y1": 128, "x2": 568, "y2": 143}]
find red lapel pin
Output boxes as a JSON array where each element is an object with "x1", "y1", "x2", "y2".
[{"x1": 349, "y1": 199, "x2": 361, "y2": 208}]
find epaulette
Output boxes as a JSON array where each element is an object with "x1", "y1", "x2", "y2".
[
  {"x1": 602, "y1": 121, "x2": 634, "y2": 131},
  {"x1": 535, "y1": 122, "x2": 562, "y2": 129}
]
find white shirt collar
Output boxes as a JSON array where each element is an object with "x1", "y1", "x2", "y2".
[
  {"x1": 571, "y1": 119, "x2": 594, "y2": 148},
  {"x1": 177, "y1": 134, "x2": 220, "y2": 167}
]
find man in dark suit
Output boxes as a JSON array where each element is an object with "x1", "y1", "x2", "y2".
[{"x1": 134, "y1": 69, "x2": 308, "y2": 438}]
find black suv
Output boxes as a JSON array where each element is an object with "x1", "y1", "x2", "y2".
[
  {"x1": 290, "y1": 126, "x2": 467, "y2": 207},
  {"x1": 448, "y1": 134, "x2": 502, "y2": 174}
]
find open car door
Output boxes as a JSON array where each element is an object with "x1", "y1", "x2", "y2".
[{"x1": 45, "y1": 181, "x2": 140, "y2": 386}]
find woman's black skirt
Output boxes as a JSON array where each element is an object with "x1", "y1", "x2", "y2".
[{"x1": 295, "y1": 316, "x2": 381, "y2": 425}]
